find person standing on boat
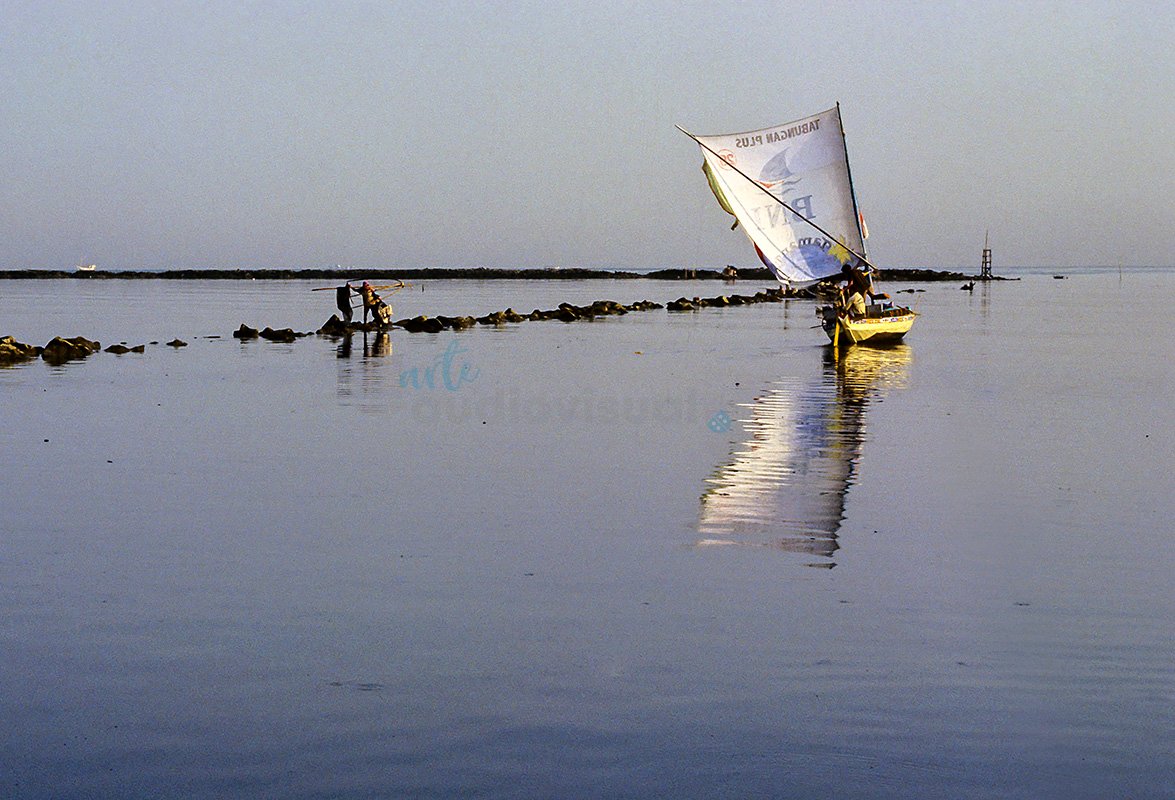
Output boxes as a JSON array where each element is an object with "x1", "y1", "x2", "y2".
[
  {"x1": 841, "y1": 263, "x2": 890, "y2": 309},
  {"x1": 841, "y1": 263, "x2": 873, "y2": 297},
  {"x1": 838, "y1": 283, "x2": 867, "y2": 320},
  {"x1": 846, "y1": 287, "x2": 867, "y2": 318}
]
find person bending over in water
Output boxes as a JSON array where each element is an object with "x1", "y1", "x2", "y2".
[{"x1": 353, "y1": 281, "x2": 393, "y2": 327}]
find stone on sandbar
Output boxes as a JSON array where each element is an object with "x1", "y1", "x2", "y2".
[
  {"x1": 317, "y1": 315, "x2": 347, "y2": 336},
  {"x1": 0, "y1": 336, "x2": 43, "y2": 364},
  {"x1": 42, "y1": 336, "x2": 101, "y2": 364},
  {"x1": 258, "y1": 328, "x2": 295, "y2": 343}
]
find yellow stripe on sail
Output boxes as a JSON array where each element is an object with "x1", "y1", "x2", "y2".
[{"x1": 702, "y1": 159, "x2": 739, "y2": 230}]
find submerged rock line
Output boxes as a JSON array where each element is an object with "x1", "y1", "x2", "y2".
[{"x1": 307, "y1": 287, "x2": 796, "y2": 337}]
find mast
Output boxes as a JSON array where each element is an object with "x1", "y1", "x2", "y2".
[{"x1": 837, "y1": 101, "x2": 868, "y2": 264}]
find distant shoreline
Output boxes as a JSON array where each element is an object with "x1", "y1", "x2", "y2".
[{"x1": 0, "y1": 267, "x2": 991, "y2": 282}]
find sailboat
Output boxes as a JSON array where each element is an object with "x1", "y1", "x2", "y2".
[{"x1": 679, "y1": 104, "x2": 915, "y2": 345}]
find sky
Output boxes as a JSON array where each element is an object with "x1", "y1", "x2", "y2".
[{"x1": 1, "y1": 0, "x2": 1172, "y2": 271}]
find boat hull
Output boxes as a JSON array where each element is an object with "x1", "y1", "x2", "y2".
[{"x1": 822, "y1": 309, "x2": 916, "y2": 346}]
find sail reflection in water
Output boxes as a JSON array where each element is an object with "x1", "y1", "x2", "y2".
[{"x1": 698, "y1": 345, "x2": 911, "y2": 559}]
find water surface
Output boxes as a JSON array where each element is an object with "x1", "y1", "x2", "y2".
[{"x1": 2, "y1": 270, "x2": 1172, "y2": 798}]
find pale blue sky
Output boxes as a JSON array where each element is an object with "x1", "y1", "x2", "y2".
[{"x1": 2, "y1": 0, "x2": 1171, "y2": 270}]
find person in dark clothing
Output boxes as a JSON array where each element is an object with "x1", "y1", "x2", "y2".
[
  {"x1": 840, "y1": 263, "x2": 889, "y2": 306},
  {"x1": 336, "y1": 285, "x2": 353, "y2": 323}
]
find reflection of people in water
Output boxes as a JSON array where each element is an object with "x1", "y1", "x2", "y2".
[
  {"x1": 335, "y1": 331, "x2": 392, "y2": 359},
  {"x1": 370, "y1": 331, "x2": 392, "y2": 357},
  {"x1": 697, "y1": 345, "x2": 911, "y2": 560}
]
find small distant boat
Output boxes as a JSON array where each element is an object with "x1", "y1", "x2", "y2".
[
  {"x1": 76, "y1": 262, "x2": 97, "y2": 272},
  {"x1": 679, "y1": 104, "x2": 915, "y2": 347}
]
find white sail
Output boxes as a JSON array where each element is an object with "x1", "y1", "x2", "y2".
[{"x1": 693, "y1": 105, "x2": 865, "y2": 287}]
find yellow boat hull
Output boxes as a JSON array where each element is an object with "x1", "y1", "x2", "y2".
[{"x1": 823, "y1": 309, "x2": 916, "y2": 346}]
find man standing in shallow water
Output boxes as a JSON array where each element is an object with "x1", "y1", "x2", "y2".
[
  {"x1": 336, "y1": 284, "x2": 353, "y2": 323},
  {"x1": 356, "y1": 281, "x2": 376, "y2": 323}
]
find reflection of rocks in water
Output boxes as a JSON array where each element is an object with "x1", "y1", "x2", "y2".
[{"x1": 697, "y1": 345, "x2": 911, "y2": 560}]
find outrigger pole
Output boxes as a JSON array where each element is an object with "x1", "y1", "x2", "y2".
[
  {"x1": 311, "y1": 282, "x2": 408, "y2": 292},
  {"x1": 675, "y1": 124, "x2": 880, "y2": 276}
]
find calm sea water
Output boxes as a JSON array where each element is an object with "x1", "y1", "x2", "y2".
[{"x1": 2, "y1": 269, "x2": 1172, "y2": 799}]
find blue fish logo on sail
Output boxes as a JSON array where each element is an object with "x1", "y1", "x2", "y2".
[
  {"x1": 757, "y1": 148, "x2": 801, "y2": 196},
  {"x1": 759, "y1": 237, "x2": 854, "y2": 284}
]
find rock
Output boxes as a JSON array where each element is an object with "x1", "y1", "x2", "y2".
[
  {"x1": 105, "y1": 344, "x2": 132, "y2": 354},
  {"x1": 502, "y1": 308, "x2": 526, "y2": 323},
  {"x1": 131, "y1": 345, "x2": 146, "y2": 353},
  {"x1": 41, "y1": 336, "x2": 101, "y2": 364},
  {"x1": 233, "y1": 324, "x2": 259, "y2": 339},
  {"x1": 435, "y1": 315, "x2": 476, "y2": 330},
  {"x1": 667, "y1": 297, "x2": 696, "y2": 311},
  {"x1": 166, "y1": 338, "x2": 188, "y2": 347},
  {"x1": 590, "y1": 300, "x2": 627, "y2": 315},
  {"x1": 258, "y1": 328, "x2": 294, "y2": 343},
  {"x1": 0, "y1": 336, "x2": 43, "y2": 364},
  {"x1": 476, "y1": 311, "x2": 508, "y2": 325},
  {"x1": 317, "y1": 315, "x2": 347, "y2": 336},
  {"x1": 399, "y1": 315, "x2": 444, "y2": 333}
]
